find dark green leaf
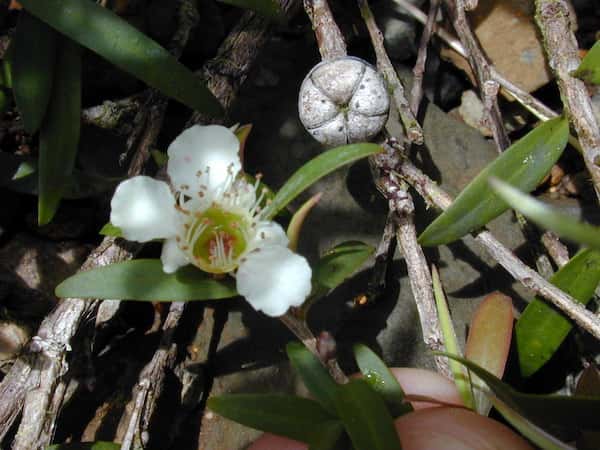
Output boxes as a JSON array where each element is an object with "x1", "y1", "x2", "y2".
[
  {"x1": 19, "y1": 0, "x2": 222, "y2": 116},
  {"x1": 573, "y1": 40, "x2": 600, "y2": 84},
  {"x1": 10, "y1": 169, "x2": 121, "y2": 200},
  {"x1": 263, "y1": 143, "x2": 382, "y2": 220},
  {"x1": 489, "y1": 177, "x2": 600, "y2": 249},
  {"x1": 309, "y1": 422, "x2": 347, "y2": 450},
  {"x1": 207, "y1": 394, "x2": 338, "y2": 443},
  {"x1": 55, "y1": 259, "x2": 237, "y2": 301},
  {"x1": 334, "y1": 379, "x2": 402, "y2": 450},
  {"x1": 353, "y1": 344, "x2": 412, "y2": 417},
  {"x1": 12, "y1": 12, "x2": 57, "y2": 133},
  {"x1": 38, "y1": 36, "x2": 81, "y2": 225},
  {"x1": 515, "y1": 249, "x2": 600, "y2": 377},
  {"x1": 418, "y1": 117, "x2": 569, "y2": 246},
  {"x1": 313, "y1": 241, "x2": 374, "y2": 294},
  {"x1": 218, "y1": 0, "x2": 281, "y2": 18},
  {"x1": 437, "y1": 352, "x2": 600, "y2": 431},
  {"x1": 46, "y1": 443, "x2": 120, "y2": 450},
  {"x1": 286, "y1": 342, "x2": 338, "y2": 414}
]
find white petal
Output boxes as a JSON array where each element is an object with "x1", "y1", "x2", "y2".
[
  {"x1": 167, "y1": 125, "x2": 241, "y2": 193},
  {"x1": 251, "y1": 221, "x2": 289, "y2": 249},
  {"x1": 161, "y1": 238, "x2": 189, "y2": 273},
  {"x1": 237, "y1": 246, "x2": 312, "y2": 317},
  {"x1": 110, "y1": 176, "x2": 177, "y2": 242}
]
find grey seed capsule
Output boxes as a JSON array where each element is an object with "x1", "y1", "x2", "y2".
[{"x1": 298, "y1": 56, "x2": 390, "y2": 146}]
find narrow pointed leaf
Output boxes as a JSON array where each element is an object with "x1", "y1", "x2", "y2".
[
  {"x1": 437, "y1": 352, "x2": 600, "y2": 431},
  {"x1": 12, "y1": 12, "x2": 57, "y2": 133},
  {"x1": 572, "y1": 40, "x2": 600, "y2": 84},
  {"x1": 38, "y1": 37, "x2": 81, "y2": 225},
  {"x1": 55, "y1": 259, "x2": 237, "y2": 301},
  {"x1": 334, "y1": 379, "x2": 402, "y2": 450},
  {"x1": 18, "y1": 0, "x2": 223, "y2": 116},
  {"x1": 353, "y1": 344, "x2": 412, "y2": 417},
  {"x1": 207, "y1": 394, "x2": 338, "y2": 443},
  {"x1": 313, "y1": 241, "x2": 374, "y2": 293},
  {"x1": 431, "y1": 265, "x2": 474, "y2": 409},
  {"x1": 99, "y1": 223, "x2": 122, "y2": 237},
  {"x1": 418, "y1": 117, "x2": 569, "y2": 246},
  {"x1": 287, "y1": 192, "x2": 322, "y2": 251},
  {"x1": 515, "y1": 249, "x2": 600, "y2": 377},
  {"x1": 489, "y1": 397, "x2": 575, "y2": 450},
  {"x1": 47, "y1": 443, "x2": 120, "y2": 450},
  {"x1": 489, "y1": 177, "x2": 600, "y2": 249},
  {"x1": 218, "y1": 0, "x2": 282, "y2": 18},
  {"x1": 465, "y1": 292, "x2": 513, "y2": 415},
  {"x1": 264, "y1": 143, "x2": 382, "y2": 219},
  {"x1": 286, "y1": 342, "x2": 338, "y2": 414}
]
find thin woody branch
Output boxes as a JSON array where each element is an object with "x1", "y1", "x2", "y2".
[
  {"x1": 535, "y1": 0, "x2": 600, "y2": 203},
  {"x1": 357, "y1": 0, "x2": 423, "y2": 145},
  {"x1": 442, "y1": 0, "x2": 509, "y2": 151},
  {"x1": 397, "y1": 158, "x2": 600, "y2": 340},
  {"x1": 410, "y1": 0, "x2": 441, "y2": 116},
  {"x1": 392, "y1": 0, "x2": 557, "y2": 124}
]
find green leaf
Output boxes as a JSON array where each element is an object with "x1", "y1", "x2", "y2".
[
  {"x1": 287, "y1": 192, "x2": 322, "y2": 251},
  {"x1": 465, "y1": 292, "x2": 513, "y2": 415},
  {"x1": 515, "y1": 249, "x2": 600, "y2": 377},
  {"x1": 334, "y1": 379, "x2": 402, "y2": 450},
  {"x1": 0, "y1": 152, "x2": 35, "y2": 185},
  {"x1": 38, "y1": 36, "x2": 81, "y2": 225},
  {"x1": 47, "y1": 443, "x2": 120, "y2": 450},
  {"x1": 286, "y1": 342, "x2": 338, "y2": 415},
  {"x1": 353, "y1": 344, "x2": 412, "y2": 417},
  {"x1": 489, "y1": 177, "x2": 600, "y2": 249},
  {"x1": 313, "y1": 241, "x2": 374, "y2": 294},
  {"x1": 99, "y1": 222, "x2": 122, "y2": 237},
  {"x1": 431, "y1": 265, "x2": 474, "y2": 410},
  {"x1": 55, "y1": 259, "x2": 237, "y2": 301},
  {"x1": 12, "y1": 12, "x2": 57, "y2": 133},
  {"x1": 437, "y1": 352, "x2": 600, "y2": 431},
  {"x1": 207, "y1": 394, "x2": 339, "y2": 443},
  {"x1": 418, "y1": 117, "x2": 569, "y2": 246},
  {"x1": 573, "y1": 40, "x2": 600, "y2": 84},
  {"x1": 218, "y1": 0, "x2": 282, "y2": 18},
  {"x1": 10, "y1": 169, "x2": 121, "y2": 200},
  {"x1": 263, "y1": 143, "x2": 382, "y2": 220},
  {"x1": 19, "y1": 0, "x2": 223, "y2": 117},
  {"x1": 308, "y1": 422, "x2": 346, "y2": 450},
  {"x1": 489, "y1": 397, "x2": 574, "y2": 450}
]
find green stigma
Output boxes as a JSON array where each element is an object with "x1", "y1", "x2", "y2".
[{"x1": 185, "y1": 206, "x2": 249, "y2": 274}]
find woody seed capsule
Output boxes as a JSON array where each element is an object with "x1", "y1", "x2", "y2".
[{"x1": 298, "y1": 56, "x2": 390, "y2": 146}]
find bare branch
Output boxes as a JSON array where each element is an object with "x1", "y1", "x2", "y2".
[
  {"x1": 357, "y1": 0, "x2": 423, "y2": 144},
  {"x1": 535, "y1": 0, "x2": 600, "y2": 202},
  {"x1": 393, "y1": 0, "x2": 558, "y2": 124},
  {"x1": 397, "y1": 159, "x2": 600, "y2": 340},
  {"x1": 410, "y1": 0, "x2": 441, "y2": 116},
  {"x1": 303, "y1": 0, "x2": 347, "y2": 59}
]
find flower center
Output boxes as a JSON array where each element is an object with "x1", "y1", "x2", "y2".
[{"x1": 184, "y1": 205, "x2": 249, "y2": 274}]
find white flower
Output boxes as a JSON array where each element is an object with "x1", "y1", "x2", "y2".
[{"x1": 110, "y1": 125, "x2": 312, "y2": 317}]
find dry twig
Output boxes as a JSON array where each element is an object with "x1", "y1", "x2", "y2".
[
  {"x1": 397, "y1": 158, "x2": 600, "y2": 340},
  {"x1": 535, "y1": 0, "x2": 600, "y2": 202},
  {"x1": 410, "y1": 0, "x2": 441, "y2": 116},
  {"x1": 357, "y1": 0, "x2": 423, "y2": 145}
]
